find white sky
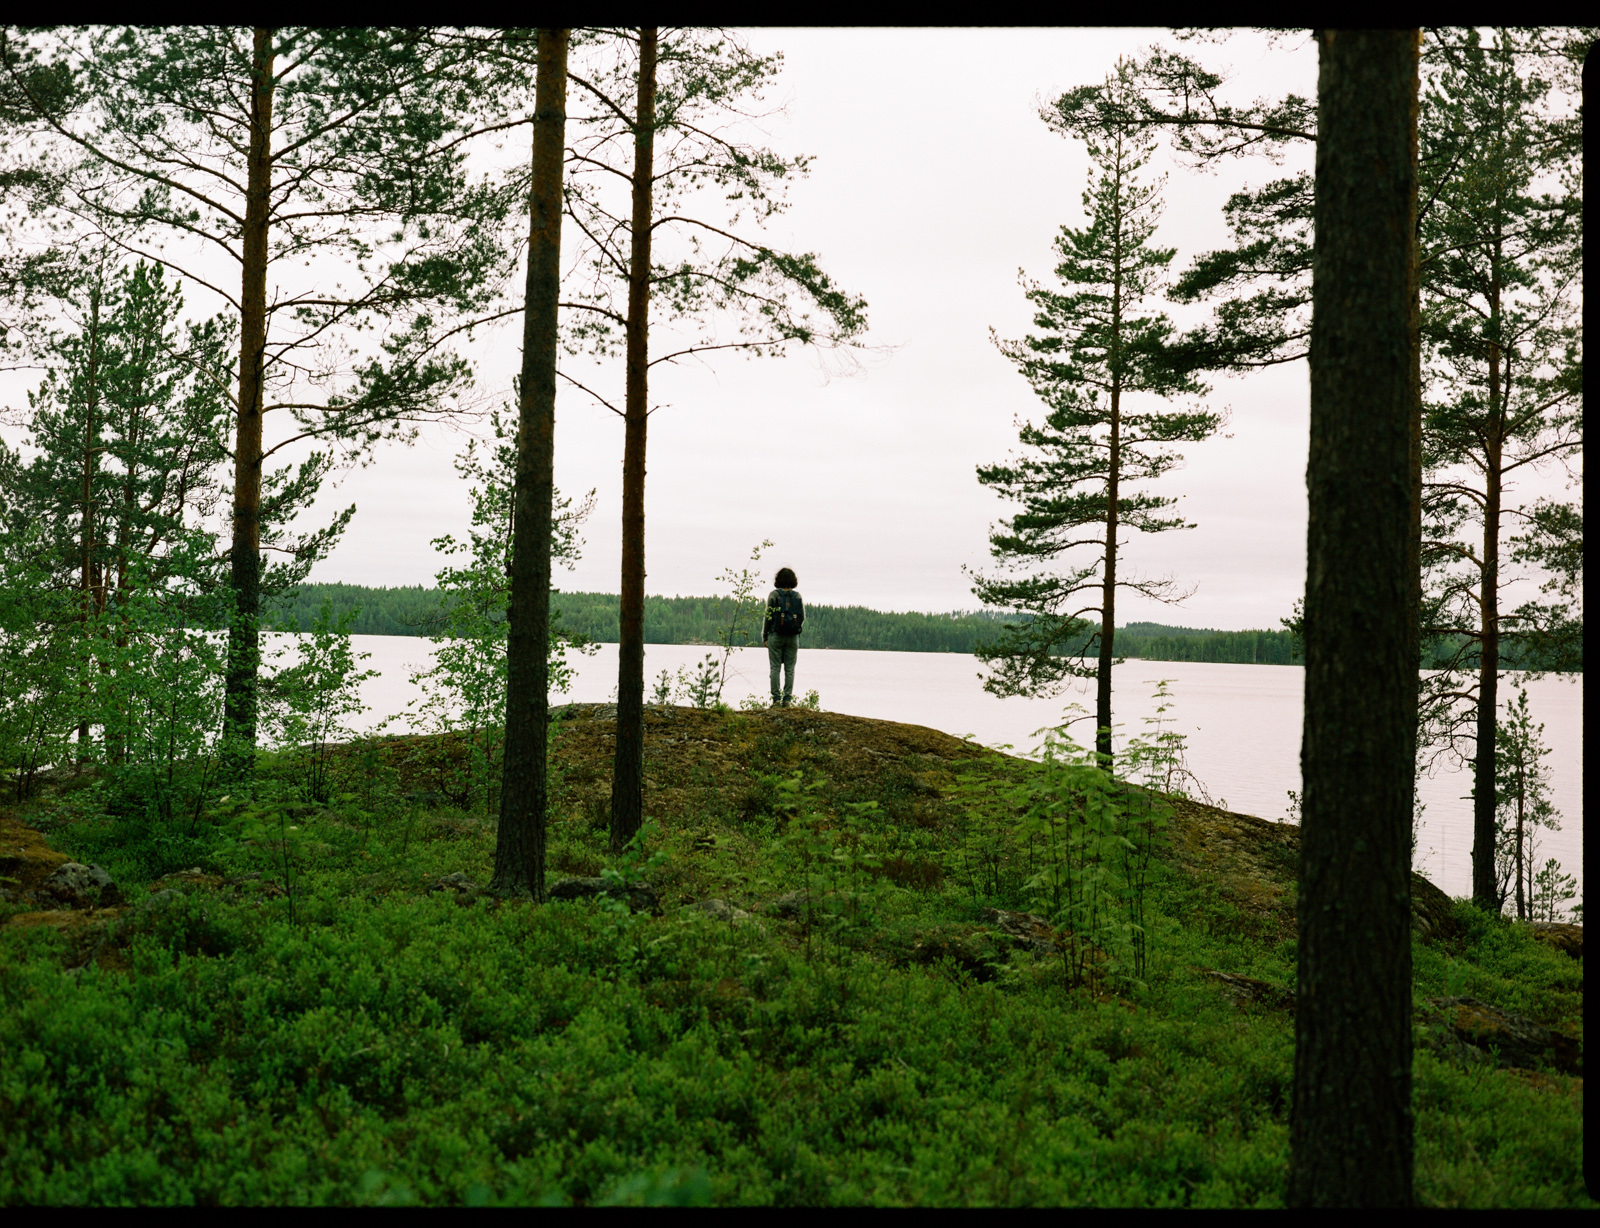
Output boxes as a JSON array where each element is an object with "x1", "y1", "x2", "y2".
[
  {"x1": 2, "y1": 28, "x2": 1577, "y2": 631},
  {"x1": 329, "y1": 28, "x2": 1324, "y2": 629}
]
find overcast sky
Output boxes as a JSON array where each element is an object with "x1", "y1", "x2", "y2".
[
  {"x1": 320, "y1": 28, "x2": 1325, "y2": 629},
  {"x1": 2, "y1": 29, "x2": 1574, "y2": 631}
]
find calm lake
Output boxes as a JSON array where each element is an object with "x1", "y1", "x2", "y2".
[{"x1": 308, "y1": 635, "x2": 1584, "y2": 911}]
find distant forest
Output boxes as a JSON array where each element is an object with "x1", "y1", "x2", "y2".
[
  {"x1": 269, "y1": 583, "x2": 1307, "y2": 664},
  {"x1": 269, "y1": 583, "x2": 1580, "y2": 671}
]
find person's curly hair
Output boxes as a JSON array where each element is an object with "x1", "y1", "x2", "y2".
[{"x1": 774, "y1": 567, "x2": 798, "y2": 589}]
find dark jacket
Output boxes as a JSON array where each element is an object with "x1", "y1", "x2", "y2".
[{"x1": 763, "y1": 588, "x2": 804, "y2": 641}]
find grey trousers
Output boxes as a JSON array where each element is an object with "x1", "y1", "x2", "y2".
[{"x1": 766, "y1": 634, "x2": 799, "y2": 703}]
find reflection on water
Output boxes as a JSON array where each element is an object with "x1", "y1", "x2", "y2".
[{"x1": 325, "y1": 634, "x2": 1583, "y2": 910}]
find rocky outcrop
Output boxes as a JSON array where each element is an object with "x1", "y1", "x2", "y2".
[
  {"x1": 761, "y1": 890, "x2": 811, "y2": 919},
  {"x1": 679, "y1": 898, "x2": 759, "y2": 926},
  {"x1": 1417, "y1": 995, "x2": 1583, "y2": 1076},
  {"x1": 1409, "y1": 872, "x2": 1465, "y2": 947},
  {"x1": 983, "y1": 907, "x2": 1063, "y2": 954},
  {"x1": 1525, "y1": 922, "x2": 1582, "y2": 959},
  {"x1": 0, "y1": 811, "x2": 71, "y2": 901},
  {"x1": 549, "y1": 875, "x2": 659, "y2": 914},
  {"x1": 35, "y1": 862, "x2": 124, "y2": 909},
  {"x1": 1199, "y1": 967, "x2": 1297, "y2": 1012},
  {"x1": 426, "y1": 872, "x2": 483, "y2": 903}
]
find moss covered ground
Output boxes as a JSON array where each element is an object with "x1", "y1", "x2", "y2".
[{"x1": 0, "y1": 706, "x2": 1585, "y2": 1206}]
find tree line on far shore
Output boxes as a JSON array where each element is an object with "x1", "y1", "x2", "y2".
[
  {"x1": 265, "y1": 582, "x2": 1578, "y2": 671},
  {"x1": 268, "y1": 582, "x2": 1299, "y2": 659}
]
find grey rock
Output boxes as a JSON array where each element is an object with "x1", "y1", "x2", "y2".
[
  {"x1": 681, "y1": 898, "x2": 757, "y2": 925},
  {"x1": 552, "y1": 702, "x2": 618, "y2": 722},
  {"x1": 1417, "y1": 995, "x2": 1582, "y2": 1076},
  {"x1": 1199, "y1": 966, "x2": 1296, "y2": 1012},
  {"x1": 549, "y1": 875, "x2": 658, "y2": 914},
  {"x1": 1524, "y1": 921, "x2": 1582, "y2": 959},
  {"x1": 761, "y1": 890, "x2": 808, "y2": 919},
  {"x1": 134, "y1": 888, "x2": 184, "y2": 917},
  {"x1": 38, "y1": 862, "x2": 123, "y2": 909},
  {"x1": 428, "y1": 872, "x2": 480, "y2": 895},
  {"x1": 983, "y1": 907, "x2": 1060, "y2": 953}
]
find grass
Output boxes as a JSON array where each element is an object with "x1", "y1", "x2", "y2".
[{"x1": 0, "y1": 706, "x2": 1585, "y2": 1206}]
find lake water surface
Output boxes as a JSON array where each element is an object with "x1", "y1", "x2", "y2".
[{"x1": 314, "y1": 634, "x2": 1583, "y2": 911}]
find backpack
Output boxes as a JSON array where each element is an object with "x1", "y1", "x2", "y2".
[{"x1": 772, "y1": 589, "x2": 804, "y2": 636}]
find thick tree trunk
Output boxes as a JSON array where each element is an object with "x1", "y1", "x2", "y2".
[
  {"x1": 1290, "y1": 28, "x2": 1418, "y2": 1209},
  {"x1": 222, "y1": 26, "x2": 274, "y2": 781},
  {"x1": 609, "y1": 27, "x2": 657, "y2": 853},
  {"x1": 492, "y1": 28, "x2": 568, "y2": 902}
]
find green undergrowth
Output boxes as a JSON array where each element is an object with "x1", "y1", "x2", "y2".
[{"x1": 0, "y1": 726, "x2": 1585, "y2": 1207}]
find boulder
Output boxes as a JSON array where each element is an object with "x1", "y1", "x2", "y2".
[
  {"x1": 761, "y1": 890, "x2": 809, "y2": 919},
  {"x1": 36, "y1": 862, "x2": 123, "y2": 909},
  {"x1": 1199, "y1": 966, "x2": 1295, "y2": 1012},
  {"x1": 1417, "y1": 995, "x2": 1581, "y2": 1076},
  {"x1": 1409, "y1": 872, "x2": 1464, "y2": 946},
  {"x1": 983, "y1": 907, "x2": 1062, "y2": 954},
  {"x1": 1524, "y1": 921, "x2": 1582, "y2": 959},
  {"x1": 680, "y1": 898, "x2": 757, "y2": 926},
  {"x1": 549, "y1": 875, "x2": 658, "y2": 914},
  {"x1": 427, "y1": 871, "x2": 481, "y2": 897},
  {"x1": 134, "y1": 888, "x2": 185, "y2": 916},
  {"x1": 149, "y1": 867, "x2": 223, "y2": 893}
]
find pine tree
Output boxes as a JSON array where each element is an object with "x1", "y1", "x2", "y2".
[
  {"x1": 970, "y1": 64, "x2": 1218, "y2": 766},
  {"x1": 1491, "y1": 687, "x2": 1562, "y2": 920},
  {"x1": 492, "y1": 27, "x2": 569, "y2": 902},
  {"x1": 1289, "y1": 28, "x2": 1419, "y2": 1207},
  {"x1": 13, "y1": 261, "x2": 232, "y2": 764},
  {"x1": 554, "y1": 29, "x2": 867, "y2": 851},
  {"x1": 1414, "y1": 29, "x2": 1583, "y2": 909},
  {"x1": 2, "y1": 27, "x2": 516, "y2": 779},
  {"x1": 407, "y1": 409, "x2": 594, "y2": 818}
]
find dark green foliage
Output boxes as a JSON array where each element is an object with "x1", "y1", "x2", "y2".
[
  {"x1": 971, "y1": 63, "x2": 1220, "y2": 714},
  {"x1": 1413, "y1": 30, "x2": 1584, "y2": 910},
  {"x1": 0, "y1": 260, "x2": 234, "y2": 805},
  {"x1": 0, "y1": 731, "x2": 1583, "y2": 1207},
  {"x1": 15, "y1": 260, "x2": 232, "y2": 602},
  {"x1": 268, "y1": 584, "x2": 446, "y2": 636},
  {"x1": 267, "y1": 587, "x2": 1314, "y2": 665}
]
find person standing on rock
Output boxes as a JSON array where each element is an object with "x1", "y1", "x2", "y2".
[{"x1": 763, "y1": 567, "x2": 805, "y2": 707}]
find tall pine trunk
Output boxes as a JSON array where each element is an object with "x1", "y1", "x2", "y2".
[
  {"x1": 1472, "y1": 435, "x2": 1502, "y2": 908},
  {"x1": 1096, "y1": 195, "x2": 1125, "y2": 769},
  {"x1": 76, "y1": 284, "x2": 104, "y2": 759},
  {"x1": 610, "y1": 27, "x2": 657, "y2": 852},
  {"x1": 492, "y1": 28, "x2": 568, "y2": 901},
  {"x1": 222, "y1": 26, "x2": 274, "y2": 780},
  {"x1": 1290, "y1": 27, "x2": 1418, "y2": 1208},
  {"x1": 1470, "y1": 283, "x2": 1504, "y2": 908},
  {"x1": 1513, "y1": 772, "x2": 1526, "y2": 920},
  {"x1": 1097, "y1": 382, "x2": 1120, "y2": 767}
]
